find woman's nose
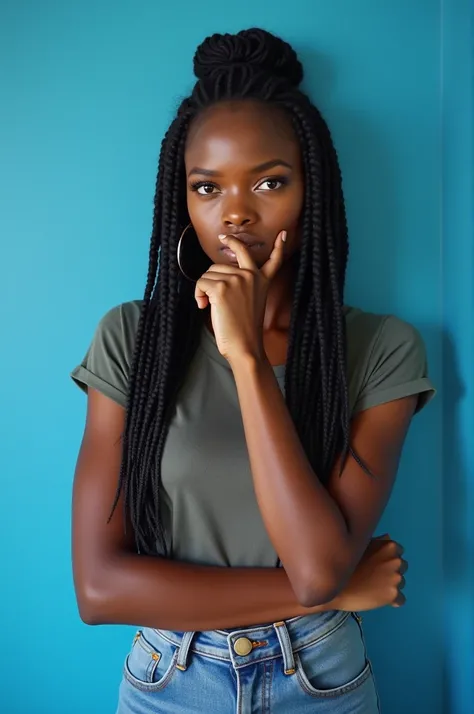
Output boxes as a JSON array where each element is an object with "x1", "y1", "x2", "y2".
[{"x1": 222, "y1": 193, "x2": 258, "y2": 227}]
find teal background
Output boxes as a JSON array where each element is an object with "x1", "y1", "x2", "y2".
[{"x1": 1, "y1": 1, "x2": 472, "y2": 712}]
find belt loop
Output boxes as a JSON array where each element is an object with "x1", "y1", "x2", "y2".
[
  {"x1": 176, "y1": 631, "x2": 196, "y2": 671},
  {"x1": 273, "y1": 621, "x2": 296, "y2": 675}
]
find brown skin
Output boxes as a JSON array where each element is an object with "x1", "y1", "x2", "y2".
[
  {"x1": 187, "y1": 100, "x2": 417, "y2": 606},
  {"x1": 72, "y1": 100, "x2": 409, "y2": 630},
  {"x1": 186, "y1": 100, "x2": 303, "y2": 353}
]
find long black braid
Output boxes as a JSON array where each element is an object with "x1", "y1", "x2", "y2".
[{"x1": 111, "y1": 28, "x2": 362, "y2": 555}]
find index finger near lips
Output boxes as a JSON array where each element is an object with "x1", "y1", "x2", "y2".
[{"x1": 218, "y1": 235, "x2": 257, "y2": 271}]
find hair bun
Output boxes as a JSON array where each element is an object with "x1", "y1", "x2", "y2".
[{"x1": 193, "y1": 28, "x2": 303, "y2": 88}]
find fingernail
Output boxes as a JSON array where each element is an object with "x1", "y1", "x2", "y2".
[
  {"x1": 218, "y1": 234, "x2": 227, "y2": 241},
  {"x1": 281, "y1": 231, "x2": 287, "y2": 243}
]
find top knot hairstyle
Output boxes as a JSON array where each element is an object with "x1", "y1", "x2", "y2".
[
  {"x1": 112, "y1": 29, "x2": 354, "y2": 555},
  {"x1": 193, "y1": 28, "x2": 304, "y2": 88}
]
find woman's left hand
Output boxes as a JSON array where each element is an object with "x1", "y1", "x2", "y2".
[
  {"x1": 195, "y1": 231, "x2": 287, "y2": 365},
  {"x1": 332, "y1": 535, "x2": 408, "y2": 612}
]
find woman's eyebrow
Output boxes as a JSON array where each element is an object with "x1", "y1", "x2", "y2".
[
  {"x1": 188, "y1": 167, "x2": 222, "y2": 178},
  {"x1": 251, "y1": 159, "x2": 293, "y2": 173},
  {"x1": 188, "y1": 159, "x2": 293, "y2": 179}
]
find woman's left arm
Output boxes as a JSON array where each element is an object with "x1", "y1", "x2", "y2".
[
  {"x1": 195, "y1": 233, "x2": 422, "y2": 609},
  {"x1": 231, "y1": 354, "x2": 417, "y2": 608}
]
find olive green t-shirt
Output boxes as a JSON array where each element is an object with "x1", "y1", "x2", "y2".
[{"x1": 71, "y1": 300, "x2": 435, "y2": 567}]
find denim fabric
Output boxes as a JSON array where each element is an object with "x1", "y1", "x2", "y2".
[{"x1": 116, "y1": 609, "x2": 381, "y2": 713}]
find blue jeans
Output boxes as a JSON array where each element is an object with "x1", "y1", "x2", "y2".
[{"x1": 116, "y1": 609, "x2": 380, "y2": 713}]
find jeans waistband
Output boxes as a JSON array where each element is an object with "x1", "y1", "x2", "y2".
[{"x1": 151, "y1": 610, "x2": 352, "y2": 671}]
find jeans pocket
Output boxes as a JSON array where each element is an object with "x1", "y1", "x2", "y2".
[
  {"x1": 294, "y1": 612, "x2": 372, "y2": 698},
  {"x1": 123, "y1": 629, "x2": 178, "y2": 692}
]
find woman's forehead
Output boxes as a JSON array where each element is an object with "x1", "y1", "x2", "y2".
[{"x1": 185, "y1": 101, "x2": 299, "y2": 170}]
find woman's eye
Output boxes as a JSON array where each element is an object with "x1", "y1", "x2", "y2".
[
  {"x1": 196, "y1": 183, "x2": 218, "y2": 195},
  {"x1": 258, "y1": 179, "x2": 284, "y2": 191}
]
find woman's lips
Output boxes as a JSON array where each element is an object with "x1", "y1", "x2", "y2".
[
  {"x1": 219, "y1": 232, "x2": 264, "y2": 246},
  {"x1": 217, "y1": 233, "x2": 265, "y2": 260},
  {"x1": 221, "y1": 244, "x2": 264, "y2": 259},
  {"x1": 220, "y1": 234, "x2": 264, "y2": 255}
]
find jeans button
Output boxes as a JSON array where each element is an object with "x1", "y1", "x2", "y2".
[{"x1": 234, "y1": 637, "x2": 253, "y2": 656}]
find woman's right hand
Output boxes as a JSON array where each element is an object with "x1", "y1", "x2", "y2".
[{"x1": 332, "y1": 535, "x2": 408, "y2": 612}]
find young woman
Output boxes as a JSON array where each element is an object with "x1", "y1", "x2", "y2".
[{"x1": 71, "y1": 28, "x2": 435, "y2": 713}]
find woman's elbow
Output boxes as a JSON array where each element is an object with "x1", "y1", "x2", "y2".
[
  {"x1": 295, "y1": 583, "x2": 340, "y2": 609},
  {"x1": 77, "y1": 598, "x2": 104, "y2": 625},
  {"x1": 291, "y1": 567, "x2": 341, "y2": 608},
  {"x1": 78, "y1": 606, "x2": 101, "y2": 626},
  {"x1": 75, "y1": 575, "x2": 108, "y2": 625}
]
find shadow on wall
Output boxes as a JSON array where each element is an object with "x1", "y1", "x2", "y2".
[
  {"x1": 363, "y1": 327, "x2": 471, "y2": 714},
  {"x1": 359, "y1": 323, "x2": 442, "y2": 714},
  {"x1": 298, "y1": 49, "x2": 445, "y2": 714},
  {"x1": 442, "y1": 331, "x2": 471, "y2": 714}
]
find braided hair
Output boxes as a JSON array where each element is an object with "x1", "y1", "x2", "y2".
[{"x1": 111, "y1": 28, "x2": 357, "y2": 555}]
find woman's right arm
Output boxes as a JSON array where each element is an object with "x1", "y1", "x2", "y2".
[
  {"x1": 73, "y1": 388, "x2": 405, "y2": 631},
  {"x1": 72, "y1": 388, "x2": 334, "y2": 632}
]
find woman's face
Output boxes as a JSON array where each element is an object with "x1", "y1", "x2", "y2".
[{"x1": 184, "y1": 100, "x2": 304, "y2": 270}]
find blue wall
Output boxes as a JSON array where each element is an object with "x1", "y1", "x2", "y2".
[
  {"x1": 441, "y1": 1, "x2": 474, "y2": 712},
  {"x1": 0, "y1": 2, "x2": 471, "y2": 712}
]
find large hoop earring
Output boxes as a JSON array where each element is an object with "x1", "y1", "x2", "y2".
[
  {"x1": 176, "y1": 223, "x2": 210, "y2": 282},
  {"x1": 177, "y1": 223, "x2": 196, "y2": 281}
]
